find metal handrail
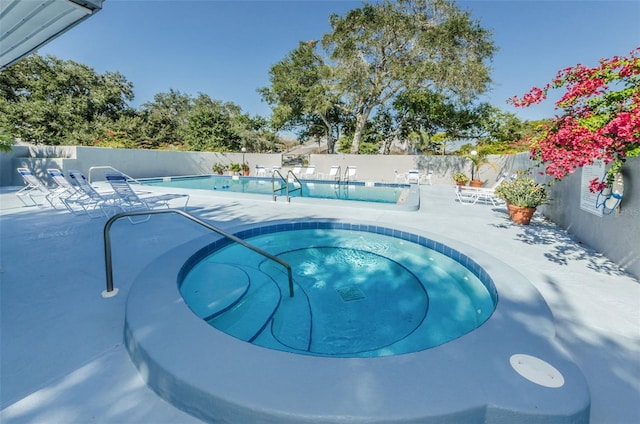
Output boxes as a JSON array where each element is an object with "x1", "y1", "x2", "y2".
[
  {"x1": 285, "y1": 170, "x2": 303, "y2": 202},
  {"x1": 333, "y1": 165, "x2": 342, "y2": 184},
  {"x1": 344, "y1": 166, "x2": 354, "y2": 184},
  {"x1": 271, "y1": 169, "x2": 288, "y2": 201},
  {"x1": 103, "y1": 209, "x2": 295, "y2": 298},
  {"x1": 89, "y1": 166, "x2": 143, "y2": 184}
]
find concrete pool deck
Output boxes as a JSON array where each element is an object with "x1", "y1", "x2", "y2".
[{"x1": 1, "y1": 184, "x2": 639, "y2": 423}]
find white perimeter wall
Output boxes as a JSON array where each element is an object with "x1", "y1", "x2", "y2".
[{"x1": 3, "y1": 146, "x2": 638, "y2": 279}]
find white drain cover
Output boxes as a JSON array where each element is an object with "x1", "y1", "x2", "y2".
[{"x1": 510, "y1": 354, "x2": 565, "y2": 388}]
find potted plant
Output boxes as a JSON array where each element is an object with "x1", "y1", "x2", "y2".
[
  {"x1": 229, "y1": 163, "x2": 241, "y2": 175},
  {"x1": 241, "y1": 162, "x2": 250, "y2": 176},
  {"x1": 212, "y1": 162, "x2": 227, "y2": 175},
  {"x1": 453, "y1": 172, "x2": 470, "y2": 186},
  {"x1": 465, "y1": 150, "x2": 497, "y2": 187},
  {"x1": 494, "y1": 176, "x2": 548, "y2": 225}
]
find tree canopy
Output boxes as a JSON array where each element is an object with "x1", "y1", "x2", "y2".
[
  {"x1": 0, "y1": 55, "x2": 277, "y2": 152},
  {"x1": 261, "y1": 0, "x2": 497, "y2": 154}
]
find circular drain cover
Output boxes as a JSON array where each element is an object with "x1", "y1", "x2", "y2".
[{"x1": 510, "y1": 354, "x2": 565, "y2": 388}]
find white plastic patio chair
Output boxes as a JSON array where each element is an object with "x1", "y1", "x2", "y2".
[
  {"x1": 420, "y1": 171, "x2": 433, "y2": 185},
  {"x1": 406, "y1": 170, "x2": 420, "y2": 184},
  {"x1": 255, "y1": 165, "x2": 267, "y2": 177},
  {"x1": 394, "y1": 171, "x2": 407, "y2": 183}
]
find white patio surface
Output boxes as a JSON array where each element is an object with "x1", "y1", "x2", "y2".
[{"x1": 1, "y1": 184, "x2": 638, "y2": 423}]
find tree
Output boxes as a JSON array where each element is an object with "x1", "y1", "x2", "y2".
[
  {"x1": 511, "y1": 47, "x2": 640, "y2": 190},
  {"x1": 0, "y1": 127, "x2": 14, "y2": 152},
  {"x1": 259, "y1": 41, "x2": 346, "y2": 153},
  {"x1": 261, "y1": 0, "x2": 495, "y2": 155},
  {"x1": 0, "y1": 54, "x2": 134, "y2": 145},
  {"x1": 179, "y1": 94, "x2": 245, "y2": 151},
  {"x1": 139, "y1": 89, "x2": 191, "y2": 147},
  {"x1": 322, "y1": 0, "x2": 496, "y2": 153}
]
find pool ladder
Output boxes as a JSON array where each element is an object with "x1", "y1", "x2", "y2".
[
  {"x1": 102, "y1": 209, "x2": 295, "y2": 298},
  {"x1": 271, "y1": 169, "x2": 302, "y2": 202}
]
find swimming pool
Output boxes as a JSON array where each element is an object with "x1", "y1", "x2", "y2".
[
  {"x1": 141, "y1": 175, "x2": 419, "y2": 210},
  {"x1": 124, "y1": 219, "x2": 590, "y2": 423},
  {"x1": 180, "y1": 227, "x2": 496, "y2": 357}
]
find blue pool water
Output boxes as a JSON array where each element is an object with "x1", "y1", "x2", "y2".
[
  {"x1": 180, "y1": 225, "x2": 496, "y2": 357},
  {"x1": 143, "y1": 175, "x2": 410, "y2": 204}
]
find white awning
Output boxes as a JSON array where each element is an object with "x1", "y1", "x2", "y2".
[{"x1": 0, "y1": 0, "x2": 103, "y2": 70}]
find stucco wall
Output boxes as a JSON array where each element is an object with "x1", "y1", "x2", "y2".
[
  {"x1": 310, "y1": 153, "x2": 509, "y2": 185},
  {"x1": 3, "y1": 145, "x2": 638, "y2": 279},
  {"x1": 539, "y1": 156, "x2": 639, "y2": 279},
  {"x1": 5, "y1": 146, "x2": 282, "y2": 185}
]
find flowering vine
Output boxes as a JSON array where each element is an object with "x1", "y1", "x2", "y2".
[{"x1": 510, "y1": 47, "x2": 640, "y2": 191}]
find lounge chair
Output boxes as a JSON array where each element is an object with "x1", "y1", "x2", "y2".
[
  {"x1": 64, "y1": 170, "x2": 120, "y2": 217},
  {"x1": 344, "y1": 166, "x2": 357, "y2": 182},
  {"x1": 291, "y1": 165, "x2": 302, "y2": 176},
  {"x1": 15, "y1": 168, "x2": 49, "y2": 207},
  {"x1": 319, "y1": 165, "x2": 341, "y2": 181},
  {"x1": 455, "y1": 174, "x2": 508, "y2": 206},
  {"x1": 46, "y1": 168, "x2": 82, "y2": 209},
  {"x1": 105, "y1": 172, "x2": 189, "y2": 213},
  {"x1": 15, "y1": 167, "x2": 72, "y2": 208},
  {"x1": 302, "y1": 165, "x2": 316, "y2": 179}
]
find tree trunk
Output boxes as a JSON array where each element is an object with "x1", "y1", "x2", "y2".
[{"x1": 350, "y1": 111, "x2": 370, "y2": 154}]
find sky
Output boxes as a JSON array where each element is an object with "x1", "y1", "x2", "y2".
[{"x1": 38, "y1": 0, "x2": 640, "y2": 124}]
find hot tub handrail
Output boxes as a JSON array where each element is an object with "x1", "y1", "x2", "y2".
[{"x1": 103, "y1": 209, "x2": 295, "y2": 298}]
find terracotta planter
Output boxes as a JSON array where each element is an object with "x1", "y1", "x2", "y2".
[
  {"x1": 507, "y1": 204, "x2": 536, "y2": 225},
  {"x1": 470, "y1": 180, "x2": 483, "y2": 187}
]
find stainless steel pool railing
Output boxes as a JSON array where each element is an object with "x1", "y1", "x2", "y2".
[
  {"x1": 102, "y1": 209, "x2": 295, "y2": 298},
  {"x1": 285, "y1": 170, "x2": 302, "y2": 201},
  {"x1": 271, "y1": 169, "x2": 288, "y2": 202},
  {"x1": 88, "y1": 166, "x2": 142, "y2": 184}
]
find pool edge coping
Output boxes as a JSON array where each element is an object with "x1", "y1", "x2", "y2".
[{"x1": 124, "y1": 218, "x2": 591, "y2": 423}]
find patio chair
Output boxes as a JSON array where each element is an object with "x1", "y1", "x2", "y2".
[
  {"x1": 15, "y1": 167, "x2": 73, "y2": 209},
  {"x1": 270, "y1": 166, "x2": 282, "y2": 175},
  {"x1": 344, "y1": 166, "x2": 357, "y2": 182},
  {"x1": 47, "y1": 168, "x2": 81, "y2": 209},
  {"x1": 394, "y1": 170, "x2": 407, "y2": 183},
  {"x1": 65, "y1": 170, "x2": 120, "y2": 218},
  {"x1": 291, "y1": 165, "x2": 302, "y2": 176},
  {"x1": 15, "y1": 168, "x2": 50, "y2": 207},
  {"x1": 105, "y1": 172, "x2": 190, "y2": 213},
  {"x1": 455, "y1": 174, "x2": 508, "y2": 206},
  {"x1": 255, "y1": 165, "x2": 267, "y2": 177},
  {"x1": 302, "y1": 165, "x2": 316, "y2": 179},
  {"x1": 319, "y1": 165, "x2": 341, "y2": 181},
  {"x1": 406, "y1": 170, "x2": 420, "y2": 184},
  {"x1": 420, "y1": 171, "x2": 433, "y2": 186}
]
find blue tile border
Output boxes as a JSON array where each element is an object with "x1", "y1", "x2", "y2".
[{"x1": 179, "y1": 220, "x2": 498, "y2": 304}]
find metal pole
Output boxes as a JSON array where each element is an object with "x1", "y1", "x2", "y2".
[{"x1": 103, "y1": 209, "x2": 295, "y2": 298}]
